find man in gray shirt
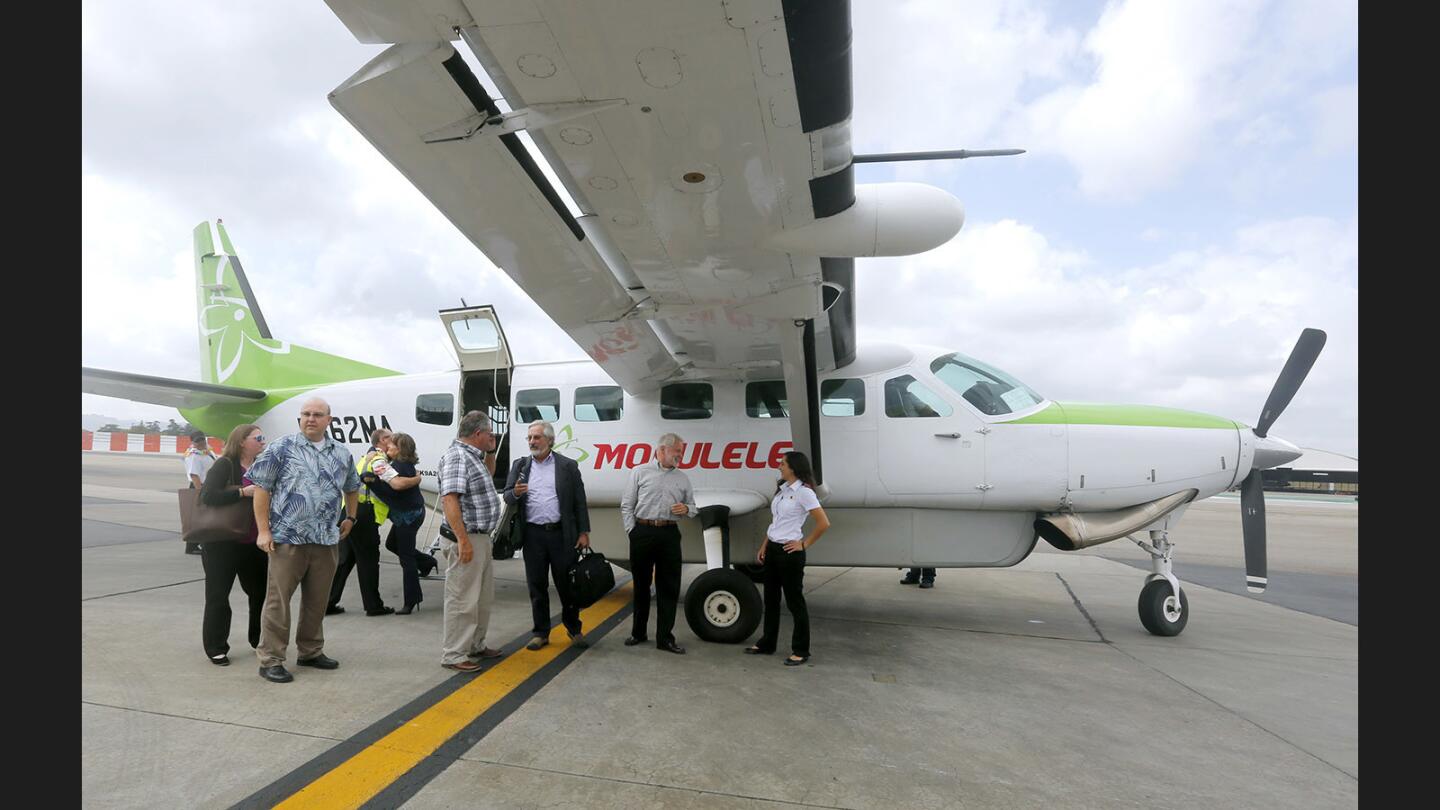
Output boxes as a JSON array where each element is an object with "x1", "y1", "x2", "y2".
[{"x1": 620, "y1": 433, "x2": 698, "y2": 654}]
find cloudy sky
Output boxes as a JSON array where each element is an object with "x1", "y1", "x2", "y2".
[{"x1": 81, "y1": 0, "x2": 1357, "y2": 457}]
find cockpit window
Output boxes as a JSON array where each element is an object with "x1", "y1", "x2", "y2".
[
  {"x1": 930, "y1": 353, "x2": 1044, "y2": 416},
  {"x1": 884, "y1": 375, "x2": 953, "y2": 418}
]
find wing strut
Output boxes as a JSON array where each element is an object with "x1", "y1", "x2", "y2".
[{"x1": 777, "y1": 319, "x2": 828, "y2": 497}]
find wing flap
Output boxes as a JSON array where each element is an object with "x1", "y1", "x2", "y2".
[
  {"x1": 82, "y1": 368, "x2": 268, "y2": 409},
  {"x1": 328, "y1": 41, "x2": 682, "y2": 392}
]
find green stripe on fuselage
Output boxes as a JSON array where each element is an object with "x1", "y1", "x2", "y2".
[{"x1": 1003, "y1": 402, "x2": 1241, "y2": 429}]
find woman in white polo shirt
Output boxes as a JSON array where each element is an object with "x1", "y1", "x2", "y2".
[{"x1": 744, "y1": 451, "x2": 830, "y2": 666}]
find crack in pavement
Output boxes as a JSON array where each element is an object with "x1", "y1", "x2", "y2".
[
  {"x1": 82, "y1": 700, "x2": 345, "y2": 744},
  {"x1": 448, "y1": 756, "x2": 853, "y2": 809},
  {"x1": 82, "y1": 578, "x2": 206, "y2": 601},
  {"x1": 808, "y1": 612, "x2": 1106, "y2": 644},
  {"x1": 1101, "y1": 642, "x2": 1357, "y2": 781},
  {"x1": 1055, "y1": 573, "x2": 1108, "y2": 643}
]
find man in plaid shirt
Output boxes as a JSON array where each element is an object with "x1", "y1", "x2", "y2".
[{"x1": 436, "y1": 410, "x2": 504, "y2": 672}]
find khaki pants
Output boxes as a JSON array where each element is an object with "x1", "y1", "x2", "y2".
[
  {"x1": 257, "y1": 543, "x2": 339, "y2": 667},
  {"x1": 440, "y1": 537, "x2": 495, "y2": 665}
]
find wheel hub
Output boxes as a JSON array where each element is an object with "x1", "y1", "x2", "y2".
[
  {"x1": 703, "y1": 590, "x2": 740, "y2": 627},
  {"x1": 1163, "y1": 595, "x2": 1183, "y2": 623}
]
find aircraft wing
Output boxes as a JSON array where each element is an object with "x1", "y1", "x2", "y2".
[
  {"x1": 82, "y1": 367, "x2": 268, "y2": 409},
  {"x1": 326, "y1": 1, "x2": 960, "y2": 395}
]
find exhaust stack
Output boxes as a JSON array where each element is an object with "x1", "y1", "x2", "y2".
[{"x1": 1036, "y1": 490, "x2": 1198, "y2": 551}]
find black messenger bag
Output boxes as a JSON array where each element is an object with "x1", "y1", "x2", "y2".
[{"x1": 567, "y1": 548, "x2": 615, "y2": 609}]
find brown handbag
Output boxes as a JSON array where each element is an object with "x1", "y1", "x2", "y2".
[{"x1": 177, "y1": 462, "x2": 255, "y2": 544}]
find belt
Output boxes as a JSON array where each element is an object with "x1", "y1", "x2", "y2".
[
  {"x1": 637, "y1": 518, "x2": 677, "y2": 527},
  {"x1": 528, "y1": 521, "x2": 562, "y2": 531}
]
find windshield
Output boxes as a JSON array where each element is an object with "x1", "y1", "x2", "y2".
[{"x1": 930, "y1": 353, "x2": 1045, "y2": 416}]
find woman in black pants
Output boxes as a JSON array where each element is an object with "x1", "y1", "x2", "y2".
[
  {"x1": 198, "y1": 423, "x2": 268, "y2": 666},
  {"x1": 365, "y1": 433, "x2": 433, "y2": 613},
  {"x1": 745, "y1": 451, "x2": 830, "y2": 666}
]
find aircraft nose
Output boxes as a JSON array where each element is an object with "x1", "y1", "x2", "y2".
[{"x1": 1252, "y1": 434, "x2": 1302, "y2": 469}]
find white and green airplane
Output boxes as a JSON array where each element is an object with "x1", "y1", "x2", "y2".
[{"x1": 84, "y1": 0, "x2": 1326, "y2": 641}]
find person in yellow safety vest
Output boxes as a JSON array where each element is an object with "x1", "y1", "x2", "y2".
[{"x1": 326, "y1": 429, "x2": 396, "y2": 616}]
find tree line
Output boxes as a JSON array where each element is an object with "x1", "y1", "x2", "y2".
[{"x1": 91, "y1": 419, "x2": 196, "y2": 435}]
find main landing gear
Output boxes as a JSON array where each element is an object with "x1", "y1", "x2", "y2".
[
  {"x1": 1132, "y1": 529, "x2": 1189, "y2": 636},
  {"x1": 684, "y1": 506, "x2": 762, "y2": 643}
]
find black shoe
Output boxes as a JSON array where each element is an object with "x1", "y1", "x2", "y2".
[
  {"x1": 185, "y1": 546, "x2": 203, "y2": 555},
  {"x1": 919, "y1": 580, "x2": 934, "y2": 589},
  {"x1": 395, "y1": 603, "x2": 419, "y2": 615},
  {"x1": 623, "y1": 636, "x2": 648, "y2": 646},
  {"x1": 325, "y1": 605, "x2": 346, "y2": 615},
  {"x1": 743, "y1": 645, "x2": 774, "y2": 655},
  {"x1": 365, "y1": 606, "x2": 396, "y2": 616},
  {"x1": 259, "y1": 665, "x2": 293, "y2": 683},
  {"x1": 297, "y1": 654, "x2": 339, "y2": 670},
  {"x1": 784, "y1": 654, "x2": 811, "y2": 666},
  {"x1": 208, "y1": 654, "x2": 230, "y2": 666},
  {"x1": 569, "y1": 630, "x2": 588, "y2": 648},
  {"x1": 657, "y1": 640, "x2": 686, "y2": 655},
  {"x1": 900, "y1": 575, "x2": 920, "y2": 585}
]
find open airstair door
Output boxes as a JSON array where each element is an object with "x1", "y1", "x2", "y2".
[
  {"x1": 440, "y1": 305, "x2": 512, "y2": 374},
  {"x1": 440, "y1": 305, "x2": 514, "y2": 480}
]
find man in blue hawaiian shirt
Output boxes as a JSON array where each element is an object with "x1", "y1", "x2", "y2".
[{"x1": 248, "y1": 397, "x2": 361, "y2": 683}]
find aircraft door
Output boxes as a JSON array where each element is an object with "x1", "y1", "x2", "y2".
[
  {"x1": 440, "y1": 305, "x2": 513, "y2": 481},
  {"x1": 439, "y1": 305, "x2": 512, "y2": 373},
  {"x1": 877, "y1": 372, "x2": 986, "y2": 505}
]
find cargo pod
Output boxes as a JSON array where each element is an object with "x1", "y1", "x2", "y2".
[{"x1": 439, "y1": 305, "x2": 513, "y2": 486}]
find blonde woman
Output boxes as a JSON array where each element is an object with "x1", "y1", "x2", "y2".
[{"x1": 363, "y1": 433, "x2": 433, "y2": 613}]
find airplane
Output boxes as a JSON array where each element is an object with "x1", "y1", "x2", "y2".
[{"x1": 83, "y1": 0, "x2": 1325, "y2": 642}]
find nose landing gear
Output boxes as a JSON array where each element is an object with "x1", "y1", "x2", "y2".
[
  {"x1": 684, "y1": 506, "x2": 763, "y2": 643},
  {"x1": 1132, "y1": 530, "x2": 1189, "y2": 636}
]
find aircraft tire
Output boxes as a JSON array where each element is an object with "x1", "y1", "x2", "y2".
[
  {"x1": 734, "y1": 562, "x2": 765, "y2": 584},
  {"x1": 684, "y1": 568, "x2": 762, "y2": 643},
  {"x1": 1137, "y1": 578, "x2": 1189, "y2": 636}
]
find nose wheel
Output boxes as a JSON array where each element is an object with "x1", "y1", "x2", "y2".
[{"x1": 1132, "y1": 530, "x2": 1189, "y2": 636}]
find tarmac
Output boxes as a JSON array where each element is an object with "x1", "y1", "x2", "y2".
[{"x1": 82, "y1": 452, "x2": 1358, "y2": 808}]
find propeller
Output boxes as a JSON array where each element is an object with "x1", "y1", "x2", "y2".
[{"x1": 1239, "y1": 328, "x2": 1327, "y2": 593}]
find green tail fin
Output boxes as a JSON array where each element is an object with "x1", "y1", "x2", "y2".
[{"x1": 193, "y1": 220, "x2": 400, "y2": 390}]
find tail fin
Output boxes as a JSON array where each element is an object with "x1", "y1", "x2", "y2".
[{"x1": 193, "y1": 220, "x2": 399, "y2": 390}]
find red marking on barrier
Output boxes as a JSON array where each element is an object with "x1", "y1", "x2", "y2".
[
  {"x1": 109, "y1": 433, "x2": 128, "y2": 451},
  {"x1": 208, "y1": 438, "x2": 223, "y2": 454},
  {"x1": 144, "y1": 434, "x2": 161, "y2": 452},
  {"x1": 176, "y1": 437, "x2": 191, "y2": 454},
  {"x1": 82, "y1": 430, "x2": 93, "y2": 451}
]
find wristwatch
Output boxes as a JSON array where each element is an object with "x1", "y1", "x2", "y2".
[{"x1": 340, "y1": 515, "x2": 356, "y2": 526}]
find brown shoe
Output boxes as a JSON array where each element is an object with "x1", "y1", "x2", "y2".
[
  {"x1": 469, "y1": 647, "x2": 503, "y2": 660},
  {"x1": 442, "y1": 660, "x2": 483, "y2": 672}
]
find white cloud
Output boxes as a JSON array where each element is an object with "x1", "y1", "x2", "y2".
[{"x1": 858, "y1": 214, "x2": 1357, "y2": 455}]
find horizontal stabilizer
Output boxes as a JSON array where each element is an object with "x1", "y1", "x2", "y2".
[{"x1": 82, "y1": 367, "x2": 267, "y2": 409}]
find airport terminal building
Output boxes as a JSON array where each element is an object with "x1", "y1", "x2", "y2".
[{"x1": 1262, "y1": 447, "x2": 1359, "y2": 496}]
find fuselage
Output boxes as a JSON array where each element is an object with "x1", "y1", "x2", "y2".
[{"x1": 235, "y1": 341, "x2": 1255, "y2": 515}]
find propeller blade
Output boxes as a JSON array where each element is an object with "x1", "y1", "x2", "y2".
[
  {"x1": 1240, "y1": 470, "x2": 1267, "y2": 593},
  {"x1": 1255, "y1": 328, "x2": 1327, "y2": 437}
]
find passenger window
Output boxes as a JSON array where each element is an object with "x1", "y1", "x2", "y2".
[
  {"x1": 416, "y1": 393, "x2": 454, "y2": 426},
  {"x1": 515, "y1": 388, "x2": 560, "y2": 423},
  {"x1": 745, "y1": 381, "x2": 788, "y2": 418},
  {"x1": 883, "y1": 375, "x2": 953, "y2": 418},
  {"x1": 821, "y1": 378, "x2": 865, "y2": 417},
  {"x1": 661, "y1": 383, "x2": 713, "y2": 420},
  {"x1": 575, "y1": 385, "x2": 623, "y2": 422}
]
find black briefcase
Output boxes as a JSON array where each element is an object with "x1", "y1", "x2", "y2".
[{"x1": 567, "y1": 548, "x2": 615, "y2": 609}]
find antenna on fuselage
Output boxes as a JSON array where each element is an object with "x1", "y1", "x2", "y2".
[{"x1": 852, "y1": 148, "x2": 1025, "y2": 163}]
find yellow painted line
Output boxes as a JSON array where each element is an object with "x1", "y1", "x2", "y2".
[{"x1": 275, "y1": 582, "x2": 634, "y2": 810}]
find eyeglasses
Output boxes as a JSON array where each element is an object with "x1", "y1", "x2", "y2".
[{"x1": 251, "y1": 435, "x2": 266, "y2": 442}]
